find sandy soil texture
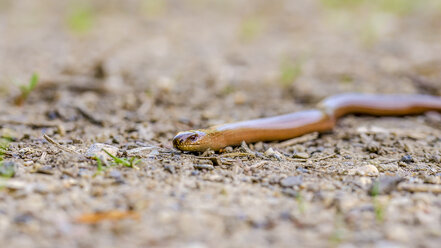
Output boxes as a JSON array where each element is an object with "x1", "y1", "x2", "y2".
[{"x1": 1, "y1": 0, "x2": 441, "y2": 247}]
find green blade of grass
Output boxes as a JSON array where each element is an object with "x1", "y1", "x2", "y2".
[
  {"x1": 102, "y1": 149, "x2": 140, "y2": 168},
  {"x1": 15, "y1": 73, "x2": 39, "y2": 105}
]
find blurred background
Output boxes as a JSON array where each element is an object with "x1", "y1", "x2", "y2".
[
  {"x1": 1, "y1": 0, "x2": 441, "y2": 123},
  {"x1": 1, "y1": 2, "x2": 441, "y2": 247}
]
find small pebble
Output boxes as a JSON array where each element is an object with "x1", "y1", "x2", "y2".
[
  {"x1": 223, "y1": 147, "x2": 233, "y2": 153},
  {"x1": 400, "y1": 155, "x2": 414, "y2": 163},
  {"x1": 233, "y1": 91, "x2": 247, "y2": 105},
  {"x1": 194, "y1": 164, "x2": 214, "y2": 170},
  {"x1": 350, "y1": 164, "x2": 379, "y2": 177},
  {"x1": 368, "y1": 176, "x2": 404, "y2": 195},
  {"x1": 280, "y1": 176, "x2": 303, "y2": 188},
  {"x1": 377, "y1": 163, "x2": 398, "y2": 172},
  {"x1": 293, "y1": 152, "x2": 310, "y2": 159},
  {"x1": 254, "y1": 142, "x2": 264, "y2": 152},
  {"x1": 85, "y1": 143, "x2": 119, "y2": 160},
  {"x1": 36, "y1": 166, "x2": 54, "y2": 175},
  {"x1": 14, "y1": 214, "x2": 33, "y2": 224},
  {"x1": 34, "y1": 183, "x2": 50, "y2": 194},
  {"x1": 365, "y1": 141, "x2": 380, "y2": 153},
  {"x1": 423, "y1": 176, "x2": 440, "y2": 184},
  {"x1": 1, "y1": 180, "x2": 27, "y2": 190},
  {"x1": 264, "y1": 148, "x2": 284, "y2": 161},
  {"x1": 281, "y1": 188, "x2": 298, "y2": 198},
  {"x1": 109, "y1": 170, "x2": 125, "y2": 184},
  {"x1": 296, "y1": 167, "x2": 308, "y2": 173},
  {"x1": 126, "y1": 147, "x2": 156, "y2": 157},
  {"x1": 191, "y1": 170, "x2": 200, "y2": 176},
  {"x1": 164, "y1": 164, "x2": 175, "y2": 174},
  {"x1": 428, "y1": 154, "x2": 441, "y2": 163}
]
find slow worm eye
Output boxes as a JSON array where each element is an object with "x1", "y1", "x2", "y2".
[{"x1": 188, "y1": 134, "x2": 198, "y2": 141}]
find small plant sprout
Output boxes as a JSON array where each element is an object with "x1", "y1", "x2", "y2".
[
  {"x1": 94, "y1": 156, "x2": 104, "y2": 172},
  {"x1": 0, "y1": 162, "x2": 15, "y2": 178},
  {"x1": 141, "y1": 0, "x2": 166, "y2": 18},
  {"x1": 0, "y1": 137, "x2": 11, "y2": 161},
  {"x1": 239, "y1": 16, "x2": 264, "y2": 42},
  {"x1": 329, "y1": 212, "x2": 345, "y2": 245},
  {"x1": 370, "y1": 181, "x2": 386, "y2": 222},
  {"x1": 92, "y1": 156, "x2": 106, "y2": 177},
  {"x1": 296, "y1": 192, "x2": 306, "y2": 215},
  {"x1": 67, "y1": 2, "x2": 94, "y2": 34},
  {"x1": 279, "y1": 58, "x2": 303, "y2": 87},
  {"x1": 102, "y1": 149, "x2": 141, "y2": 168},
  {"x1": 14, "y1": 73, "x2": 39, "y2": 105},
  {"x1": 0, "y1": 139, "x2": 13, "y2": 178}
]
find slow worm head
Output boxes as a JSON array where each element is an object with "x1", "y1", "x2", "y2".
[{"x1": 173, "y1": 129, "x2": 229, "y2": 152}]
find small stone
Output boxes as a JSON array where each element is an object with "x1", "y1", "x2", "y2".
[
  {"x1": 77, "y1": 168, "x2": 91, "y2": 178},
  {"x1": 368, "y1": 176, "x2": 404, "y2": 195},
  {"x1": 164, "y1": 164, "x2": 175, "y2": 174},
  {"x1": 264, "y1": 148, "x2": 284, "y2": 161},
  {"x1": 85, "y1": 143, "x2": 119, "y2": 160},
  {"x1": 357, "y1": 126, "x2": 390, "y2": 135},
  {"x1": 423, "y1": 175, "x2": 440, "y2": 184},
  {"x1": 350, "y1": 164, "x2": 379, "y2": 176},
  {"x1": 240, "y1": 141, "x2": 255, "y2": 155},
  {"x1": 365, "y1": 141, "x2": 380, "y2": 153},
  {"x1": 36, "y1": 166, "x2": 54, "y2": 175},
  {"x1": 222, "y1": 147, "x2": 233, "y2": 153},
  {"x1": 428, "y1": 154, "x2": 441, "y2": 163},
  {"x1": 157, "y1": 76, "x2": 175, "y2": 92},
  {"x1": 108, "y1": 170, "x2": 124, "y2": 183},
  {"x1": 425, "y1": 111, "x2": 441, "y2": 124},
  {"x1": 280, "y1": 176, "x2": 303, "y2": 188},
  {"x1": 1, "y1": 179, "x2": 27, "y2": 190},
  {"x1": 400, "y1": 155, "x2": 414, "y2": 163},
  {"x1": 398, "y1": 161, "x2": 408, "y2": 167},
  {"x1": 377, "y1": 163, "x2": 398, "y2": 172},
  {"x1": 385, "y1": 225, "x2": 410, "y2": 243},
  {"x1": 233, "y1": 91, "x2": 247, "y2": 105},
  {"x1": 126, "y1": 147, "x2": 156, "y2": 157},
  {"x1": 313, "y1": 191, "x2": 335, "y2": 207},
  {"x1": 358, "y1": 177, "x2": 372, "y2": 187},
  {"x1": 293, "y1": 152, "x2": 310, "y2": 159},
  {"x1": 281, "y1": 188, "x2": 298, "y2": 197},
  {"x1": 194, "y1": 164, "x2": 214, "y2": 170},
  {"x1": 149, "y1": 149, "x2": 160, "y2": 157},
  {"x1": 34, "y1": 183, "x2": 50, "y2": 194},
  {"x1": 14, "y1": 214, "x2": 33, "y2": 224},
  {"x1": 206, "y1": 174, "x2": 223, "y2": 182},
  {"x1": 296, "y1": 167, "x2": 308, "y2": 173},
  {"x1": 254, "y1": 142, "x2": 264, "y2": 152},
  {"x1": 398, "y1": 183, "x2": 441, "y2": 193}
]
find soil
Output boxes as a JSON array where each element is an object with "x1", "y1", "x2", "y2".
[{"x1": 1, "y1": 1, "x2": 441, "y2": 247}]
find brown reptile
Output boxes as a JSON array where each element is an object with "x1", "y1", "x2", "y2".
[{"x1": 173, "y1": 93, "x2": 441, "y2": 152}]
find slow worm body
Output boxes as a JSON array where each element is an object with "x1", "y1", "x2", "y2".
[{"x1": 173, "y1": 93, "x2": 441, "y2": 152}]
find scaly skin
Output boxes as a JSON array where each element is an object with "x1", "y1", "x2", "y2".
[{"x1": 173, "y1": 93, "x2": 441, "y2": 152}]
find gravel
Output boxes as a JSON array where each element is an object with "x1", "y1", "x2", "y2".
[{"x1": 0, "y1": 0, "x2": 441, "y2": 247}]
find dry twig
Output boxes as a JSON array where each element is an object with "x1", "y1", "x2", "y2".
[{"x1": 43, "y1": 134, "x2": 82, "y2": 156}]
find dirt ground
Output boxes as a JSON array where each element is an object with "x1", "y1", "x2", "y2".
[{"x1": 1, "y1": 0, "x2": 441, "y2": 247}]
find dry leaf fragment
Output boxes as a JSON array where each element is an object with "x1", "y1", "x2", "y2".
[{"x1": 75, "y1": 210, "x2": 140, "y2": 224}]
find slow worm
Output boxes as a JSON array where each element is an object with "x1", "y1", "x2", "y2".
[{"x1": 173, "y1": 93, "x2": 441, "y2": 152}]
